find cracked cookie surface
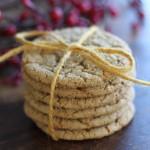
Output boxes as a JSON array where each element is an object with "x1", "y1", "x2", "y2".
[
  {"x1": 24, "y1": 86, "x2": 135, "y2": 110},
  {"x1": 24, "y1": 90, "x2": 134, "y2": 119},
  {"x1": 34, "y1": 103, "x2": 135, "y2": 140},
  {"x1": 23, "y1": 71, "x2": 133, "y2": 98},
  {"x1": 22, "y1": 27, "x2": 135, "y2": 89},
  {"x1": 24, "y1": 102, "x2": 132, "y2": 130}
]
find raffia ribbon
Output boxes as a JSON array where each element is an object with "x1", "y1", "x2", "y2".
[{"x1": 0, "y1": 26, "x2": 150, "y2": 140}]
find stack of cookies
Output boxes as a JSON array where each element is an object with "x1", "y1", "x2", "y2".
[{"x1": 22, "y1": 27, "x2": 135, "y2": 140}]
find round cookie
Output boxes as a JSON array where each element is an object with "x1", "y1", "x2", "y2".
[
  {"x1": 24, "y1": 86, "x2": 135, "y2": 110},
  {"x1": 23, "y1": 71, "x2": 132, "y2": 98},
  {"x1": 22, "y1": 27, "x2": 135, "y2": 89},
  {"x1": 24, "y1": 91, "x2": 134, "y2": 119},
  {"x1": 34, "y1": 103, "x2": 135, "y2": 140},
  {"x1": 22, "y1": 27, "x2": 136, "y2": 140},
  {"x1": 24, "y1": 101, "x2": 132, "y2": 130}
]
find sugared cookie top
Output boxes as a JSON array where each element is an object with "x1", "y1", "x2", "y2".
[{"x1": 23, "y1": 27, "x2": 134, "y2": 88}]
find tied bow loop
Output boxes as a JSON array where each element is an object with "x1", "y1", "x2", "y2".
[
  {"x1": 66, "y1": 43, "x2": 134, "y2": 73},
  {"x1": 16, "y1": 30, "x2": 134, "y2": 74}
]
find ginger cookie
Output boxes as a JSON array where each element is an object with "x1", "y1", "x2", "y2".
[{"x1": 34, "y1": 103, "x2": 135, "y2": 140}]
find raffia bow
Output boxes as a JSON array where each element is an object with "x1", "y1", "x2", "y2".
[{"x1": 0, "y1": 26, "x2": 150, "y2": 140}]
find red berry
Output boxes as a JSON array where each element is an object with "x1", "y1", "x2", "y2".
[
  {"x1": 89, "y1": 6, "x2": 104, "y2": 24},
  {"x1": 36, "y1": 22, "x2": 51, "y2": 31},
  {"x1": 98, "y1": 7, "x2": 105, "y2": 18},
  {"x1": 138, "y1": 10, "x2": 144, "y2": 21},
  {"x1": 4, "y1": 25, "x2": 17, "y2": 36},
  {"x1": 108, "y1": 5, "x2": 119, "y2": 18},
  {"x1": 77, "y1": 1, "x2": 91, "y2": 13},
  {"x1": 66, "y1": 14, "x2": 79, "y2": 26},
  {"x1": 50, "y1": 7, "x2": 63, "y2": 22},
  {"x1": 19, "y1": 10, "x2": 30, "y2": 21},
  {"x1": 132, "y1": 22, "x2": 140, "y2": 33},
  {"x1": 90, "y1": 15, "x2": 100, "y2": 24},
  {"x1": 66, "y1": 9, "x2": 80, "y2": 26},
  {"x1": 39, "y1": 20, "x2": 48, "y2": 27}
]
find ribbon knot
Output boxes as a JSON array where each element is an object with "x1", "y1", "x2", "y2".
[
  {"x1": 0, "y1": 26, "x2": 150, "y2": 140},
  {"x1": 68, "y1": 43, "x2": 80, "y2": 50}
]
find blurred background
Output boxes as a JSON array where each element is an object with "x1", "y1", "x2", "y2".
[{"x1": 0, "y1": 0, "x2": 149, "y2": 99}]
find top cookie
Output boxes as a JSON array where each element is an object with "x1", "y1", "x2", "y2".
[{"x1": 22, "y1": 27, "x2": 135, "y2": 88}]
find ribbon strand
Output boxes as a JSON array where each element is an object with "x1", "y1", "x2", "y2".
[
  {"x1": 49, "y1": 51, "x2": 72, "y2": 140},
  {"x1": 48, "y1": 26, "x2": 98, "y2": 140},
  {"x1": 0, "y1": 46, "x2": 24, "y2": 63},
  {"x1": 0, "y1": 26, "x2": 150, "y2": 140}
]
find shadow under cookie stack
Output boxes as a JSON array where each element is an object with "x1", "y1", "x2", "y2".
[{"x1": 23, "y1": 27, "x2": 135, "y2": 140}]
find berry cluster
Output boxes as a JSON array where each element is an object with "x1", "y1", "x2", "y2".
[{"x1": 0, "y1": 0, "x2": 145, "y2": 86}]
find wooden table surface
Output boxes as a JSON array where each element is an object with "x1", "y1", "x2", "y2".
[{"x1": 0, "y1": 2, "x2": 150, "y2": 150}]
